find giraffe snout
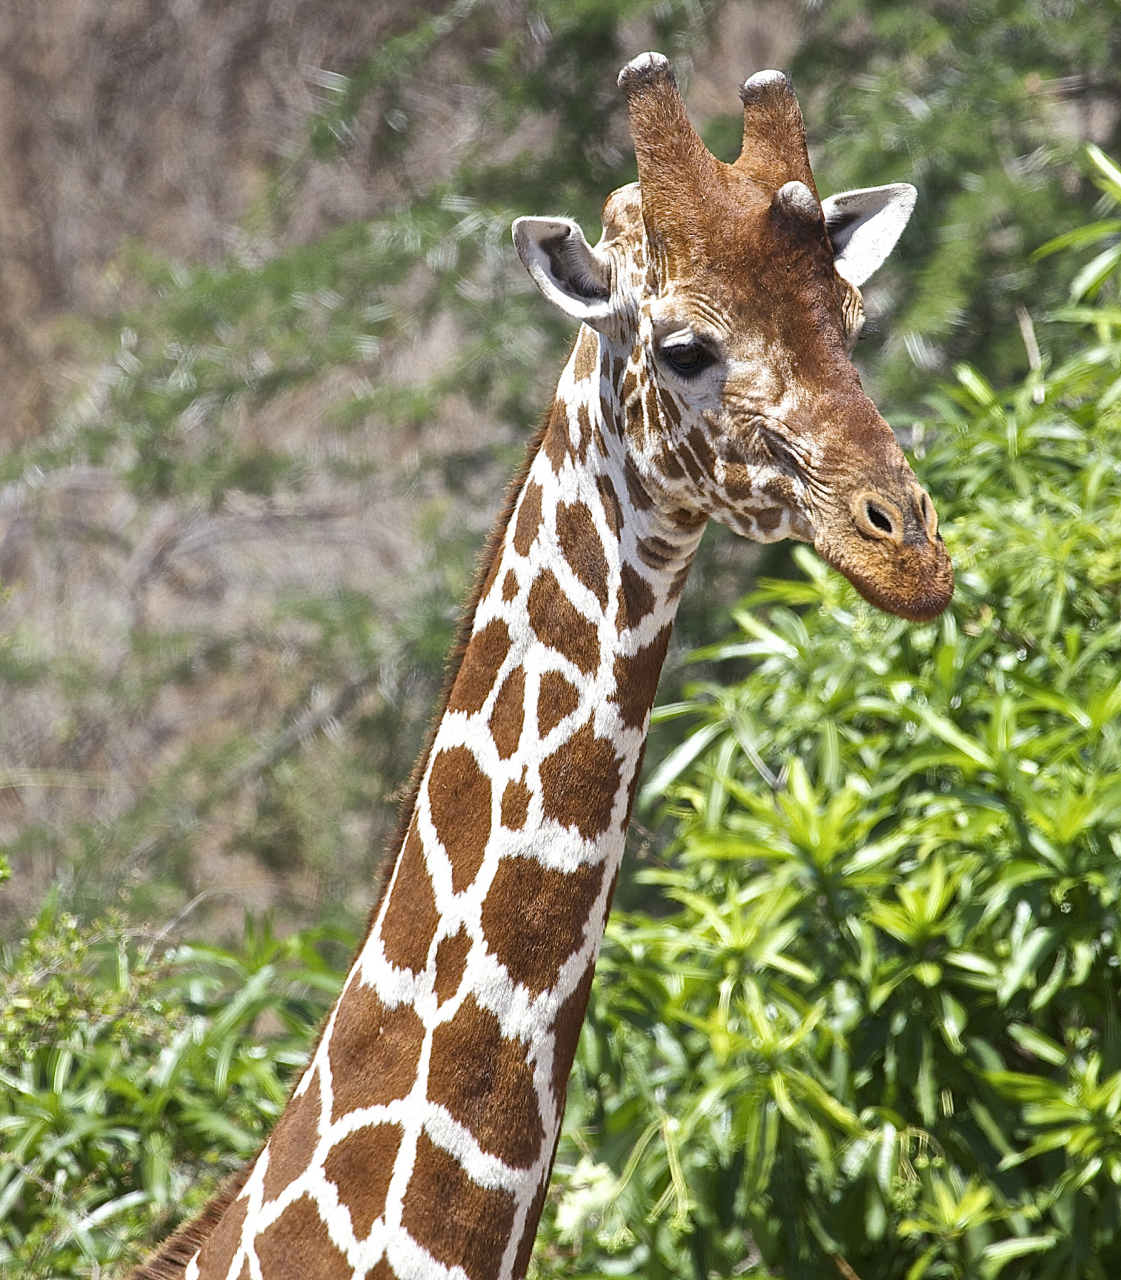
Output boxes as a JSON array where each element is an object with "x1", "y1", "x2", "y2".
[
  {"x1": 815, "y1": 476, "x2": 953, "y2": 622},
  {"x1": 849, "y1": 482, "x2": 939, "y2": 548}
]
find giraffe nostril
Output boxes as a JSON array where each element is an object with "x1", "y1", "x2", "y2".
[
  {"x1": 850, "y1": 489, "x2": 904, "y2": 543},
  {"x1": 864, "y1": 500, "x2": 894, "y2": 536},
  {"x1": 914, "y1": 484, "x2": 939, "y2": 539}
]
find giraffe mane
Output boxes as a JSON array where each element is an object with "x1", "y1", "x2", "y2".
[
  {"x1": 361, "y1": 405, "x2": 556, "y2": 937},
  {"x1": 129, "y1": 1164, "x2": 252, "y2": 1280}
]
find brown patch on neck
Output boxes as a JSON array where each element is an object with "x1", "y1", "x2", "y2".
[
  {"x1": 527, "y1": 570, "x2": 600, "y2": 674},
  {"x1": 556, "y1": 499, "x2": 609, "y2": 609},
  {"x1": 609, "y1": 624, "x2": 672, "y2": 729},
  {"x1": 542, "y1": 398, "x2": 570, "y2": 473},
  {"x1": 489, "y1": 665, "x2": 526, "y2": 760},
  {"x1": 192, "y1": 1184, "x2": 250, "y2": 1280},
  {"x1": 513, "y1": 481, "x2": 544, "y2": 557},
  {"x1": 595, "y1": 473, "x2": 623, "y2": 535},
  {"x1": 402, "y1": 1132, "x2": 517, "y2": 1280},
  {"x1": 481, "y1": 855, "x2": 605, "y2": 995},
  {"x1": 539, "y1": 716, "x2": 621, "y2": 840},
  {"x1": 324, "y1": 1121, "x2": 403, "y2": 1239},
  {"x1": 428, "y1": 745, "x2": 493, "y2": 893},
  {"x1": 549, "y1": 962, "x2": 596, "y2": 1115},
  {"x1": 260, "y1": 1071, "x2": 322, "y2": 1202},
  {"x1": 380, "y1": 819, "x2": 438, "y2": 973},
  {"x1": 617, "y1": 563, "x2": 655, "y2": 632},
  {"x1": 538, "y1": 670, "x2": 580, "y2": 736},
  {"x1": 427, "y1": 994, "x2": 545, "y2": 1167},
  {"x1": 447, "y1": 618, "x2": 511, "y2": 715},
  {"x1": 328, "y1": 981, "x2": 424, "y2": 1121},
  {"x1": 255, "y1": 1194, "x2": 351, "y2": 1279}
]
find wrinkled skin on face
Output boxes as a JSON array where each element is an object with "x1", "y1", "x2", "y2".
[{"x1": 515, "y1": 55, "x2": 952, "y2": 623}]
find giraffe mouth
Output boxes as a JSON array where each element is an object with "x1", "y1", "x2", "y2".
[
  {"x1": 829, "y1": 548, "x2": 954, "y2": 621},
  {"x1": 814, "y1": 498, "x2": 954, "y2": 622}
]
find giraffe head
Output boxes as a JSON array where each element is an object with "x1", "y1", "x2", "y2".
[{"x1": 513, "y1": 53, "x2": 952, "y2": 622}]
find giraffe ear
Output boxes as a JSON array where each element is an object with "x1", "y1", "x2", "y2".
[
  {"x1": 822, "y1": 183, "x2": 916, "y2": 287},
  {"x1": 513, "y1": 217, "x2": 617, "y2": 329}
]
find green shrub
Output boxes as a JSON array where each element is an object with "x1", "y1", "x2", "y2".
[
  {"x1": 0, "y1": 903, "x2": 346, "y2": 1277},
  {"x1": 535, "y1": 148, "x2": 1121, "y2": 1279}
]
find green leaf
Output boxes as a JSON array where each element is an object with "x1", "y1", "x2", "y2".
[
  {"x1": 979, "y1": 1233, "x2": 1059, "y2": 1277},
  {"x1": 998, "y1": 928, "x2": 1060, "y2": 1006}
]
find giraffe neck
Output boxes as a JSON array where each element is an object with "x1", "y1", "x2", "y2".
[{"x1": 182, "y1": 326, "x2": 705, "y2": 1280}]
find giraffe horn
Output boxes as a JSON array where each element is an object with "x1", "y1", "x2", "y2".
[
  {"x1": 617, "y1": 53, "x2": 718, "y2": 273},
  {"x1": 734, "y1": 69, "x2": 818, "y2": 198}
]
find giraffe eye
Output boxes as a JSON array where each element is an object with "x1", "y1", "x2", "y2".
[{"x1": 659, "y1": 339, "x2": 714, "y2": 378}]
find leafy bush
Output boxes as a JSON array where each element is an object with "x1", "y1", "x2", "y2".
[
  {"x1": 0, "y1": 903, "x2": 346, "y2": 1277},
  {"x1": 535, "y1": 149, "x2": 1121, "y2": 1279}
]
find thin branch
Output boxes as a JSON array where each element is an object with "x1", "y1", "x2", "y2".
[
  {"x1": 142, "y1": 890, "x2": 234, "y2": 963},
  {"x1": 1016, "y1": 304, "x2": 1046, "y2": 405},
  {"x1": 831, "y1": 1254, "x2": 864, "y2": 1280}
]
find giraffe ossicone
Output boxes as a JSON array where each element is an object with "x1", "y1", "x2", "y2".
[{"x1": 134, "y1": 53, "x2": 951, "y2": 1280}]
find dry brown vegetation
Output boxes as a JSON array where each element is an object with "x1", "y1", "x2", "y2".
[{"x1": 0, "y1": 0, "x2": 787, "y2": 936}]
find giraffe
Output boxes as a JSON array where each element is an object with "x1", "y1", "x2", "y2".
[{"x1": 133, "y1": 53, "x2": 952, "y2": 1280}]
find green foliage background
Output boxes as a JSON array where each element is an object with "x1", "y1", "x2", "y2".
[{"x1": 2, "y1": 1, "x2": 1121, "y2": 1277}]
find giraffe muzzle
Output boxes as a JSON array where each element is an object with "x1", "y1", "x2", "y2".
[
  {"x1": 817, "y1": 480, "x2": 953, "y2": 623},
  {"x1": 850, "y1": 482, "x2": 938, "y2": 547}
]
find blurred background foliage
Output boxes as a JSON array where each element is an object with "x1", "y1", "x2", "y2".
[{"x1": 2, "y1": 0, "x2": 1121, "y2": 1276}]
